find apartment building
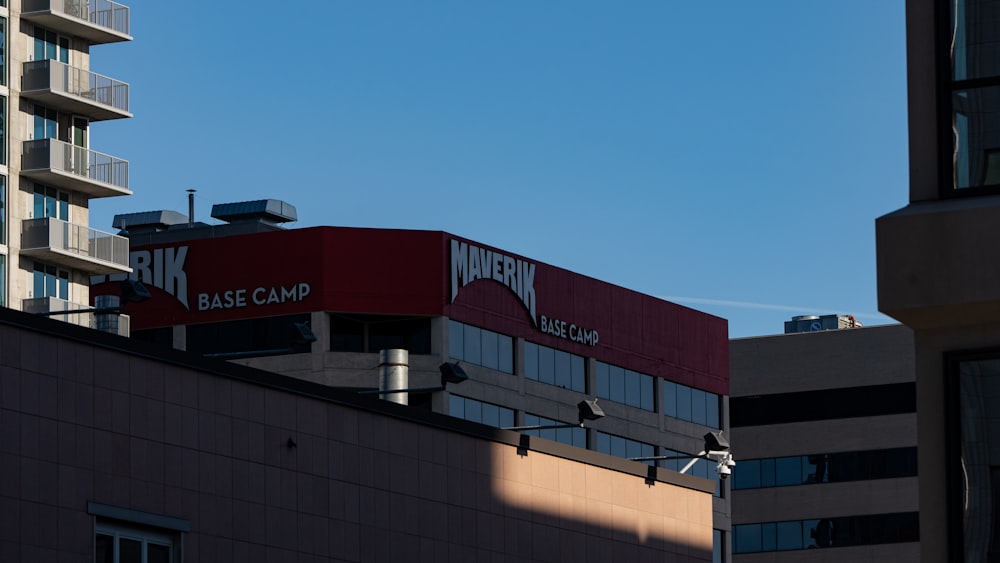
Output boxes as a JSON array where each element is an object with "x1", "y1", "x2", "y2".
[{"x1": 1, "y1": 0, "x2": 132, "y2": 327}]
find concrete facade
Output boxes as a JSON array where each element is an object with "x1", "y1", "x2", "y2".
[
  {"x1": 729, "y1": 324, "x2": 919, "y2": 561},
  {"x1": 875, "y1": 0, "x2": 1000, "y2": 560},
  {"x1": 0, "y1": 306, "x2": 717, "y2": 562},
  {"x1": 0, "y1": 0, "x2": 133, "y2": 325}
]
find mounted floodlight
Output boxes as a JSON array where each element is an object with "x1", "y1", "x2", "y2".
[
  {"x1": 291, "y1": 322, "x2": 317, "y2": 345},
  {"x1": 439, "y1": 361, "x2": 469, "y2": 386},
  {"x1": 120, "y1": 278, "x2": 152, "y2": 303},
  {"x1": 704, "y1": 430, "x2": 730, "y2": 453},
  {"x1": 578, "y1": 398, "x2": 605, "y2": 424},
  {"x1": 628, "y1": 430, "x2": 736, "y2": 481},
  {"x1": 504, "y1": 398, "x2": 606, "y2": 431}
]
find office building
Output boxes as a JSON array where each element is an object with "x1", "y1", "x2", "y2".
[
  {"x1": 729, "y1": 323, "x2": 919, "y2": 561},
  {"x1": 876, "y1": 0, "x2": 1000, "y2": 559},
  {"x1": 0, "y1": 303, "x2": 718, "y2": 561},
  {"x1": 0, "y1": 0, "x2": 133, "y2": 327},
  {"x1": 92, "y1": 199, "x2": 733, "y2": 559}
]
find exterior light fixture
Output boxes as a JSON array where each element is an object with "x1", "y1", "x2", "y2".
[
  {"x1": 503, "y1": 398, "x2": 606, "y2": 431},
  {"x1": 630, "y1": 431, "x2": 737, "y2": 480}
]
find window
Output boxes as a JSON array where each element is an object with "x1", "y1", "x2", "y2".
[
  {"x1": 595, "y1": 431, "x2": 654, "y2": 464},
  {"x1": 32, "y1": 104, "x2": 58, "y2": 140},
  {"x1": 663, "y1": 380, "x2": 721, "y2": 427},
  {"x1": 329, "y1": 313, "x2": 432, "y2": 354},
  {"x1": 594, "y1": 362, "x2": 654, "y2": 411},
  {"x1": 449, "y1": 395, "x2": 515, "y2": 428},
  {"x1": 33, "y1": 27, "x2": 68, "y2": 64},
  {"x1": 713, "y1": 529, "x2": 726, "y2": 563},
  {"x1": 96, "y1": 525, "x2": 175, "y2": 563},
  {"x1": 527, "y1": 413, "x2": 586, "y2": 448},
  {"x1": 524, "y1": 341, "x2": 585, "y2": 392},
  {"x1": 0, "y1": 94, "x2": 6, "y2": 165},
  {"x1": 0, "y1": 17, "x2": 6, "y2": 86},
  {"x1": 732, "y1": 447, "x2": 918, "y2": 491},
  {"x1": 89, "y1": 502, "x2": 186, "y2": 563},
  {"x1": 448, "y1": 320, "x2": 513, "y2": 373},
  {"x1": 33, "y1": 262, "x2": 68, "y2": 300},
  {"x1": 186, "y1": 314, "x2": 313, "y2": 358},
  {"x1": 0, "y1": 175, "x2": 6, "y2": 245},
  {"x1": 730, "y1": 383, "x2": 916, "y2": 427},
  {"x1": 661, "y1": 448, "x2": 722, "y2": 497},
  {"x1": 732, "y1": 512, "x2": 919, "y2": 553},
  {"x1": 943, "y1": 0, "x2": 1000, "y2": 193},
  {"x1": 0, "y1": 255, "x2": 5, "y2": 307},
  {"x1": 33, "y1": 185, "x2": 69, "y2": 220}
]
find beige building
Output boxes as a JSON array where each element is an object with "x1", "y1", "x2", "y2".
[
  {"x1": 0, "y1": 0, "x2": 132, "y2": 325},
  {"x1": 876, "y1": 0, "x2": 1000, "y2": 560},
  {"x1": 729, "y1": 323, "x2": 919, "y2": 561}
]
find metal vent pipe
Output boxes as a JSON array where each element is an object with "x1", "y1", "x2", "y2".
[{"x1": 378, "y1": 349, "x2": 409, "y2": 405}]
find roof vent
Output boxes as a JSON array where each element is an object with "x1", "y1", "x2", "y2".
[
  {"x1": 112, "y1": 210, "x2": 189, "y2": 234},
  {"x1": 210, "y1": 199, "x2": 297, "y2": 226}
]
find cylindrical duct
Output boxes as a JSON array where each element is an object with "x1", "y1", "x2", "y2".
[
  {"x1": 378, "y1": 349, "x2": 409, "y2": 405},
  {"x1": 94, "y1": 295, "x2": 121, "y2": 335}
]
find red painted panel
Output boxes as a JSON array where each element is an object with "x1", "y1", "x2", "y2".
[{"x1": 95, "y1": 227, "x2": 728, "y2": 393}]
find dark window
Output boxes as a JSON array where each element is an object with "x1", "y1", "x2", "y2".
[
  {"x1": 187, "y1": 314, "x2": 313, "y2": 358},
  {"x1": 524, "y1": 341, "x2": 585, "y2": 392},
  {"x1": 449, "y1": 395, "x2": 514, "y2": 428},
  {"x1": 331, "y1": 314, "x2": 432, "y2": 354},
  {"x1": 730, "y1": 383, "x2": 916, "y2": 427},
  {"x1": 732, "y1": 447, "x2": 918, "y2": 490},
  {"x1": 131, "y1": 327, "x2": 174, "y2": 348},
  {"x1": 526, "y1": 413, "x2": 587, "y2": 448},
  {"x1": 449, "y1": 320, "x2": 514, "y2": 373},
  {"x1": 733, "y1": 512, "x2": 919, "y2": 553}
]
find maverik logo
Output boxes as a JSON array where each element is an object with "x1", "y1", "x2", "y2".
[
  {"x1": 91, "y1": 246, "x2": 190, "y2": 309},
  {"x1": 450, "y1": 240, "x2": 536, "y2": 325}
]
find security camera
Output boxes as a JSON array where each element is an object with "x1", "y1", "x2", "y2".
[{"x1": 718, "y1": 464, "x2": 732, "y2": 480}]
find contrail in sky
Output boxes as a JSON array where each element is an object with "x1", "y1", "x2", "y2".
[{"x1": 659, "y1": 296, "x2": 891, "y2": 321}]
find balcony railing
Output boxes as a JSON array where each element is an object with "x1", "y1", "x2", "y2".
[
  {"x1": 21, "y1": 217, "x2": 130, "y2": 274},
  {"x1": 22, "y1": 0, "x2": 131, "y2": 44},
  {"x1": 22, "y1": 296, "x2": 130, "y2": 336},
  {"x1": 22, "y1": 59, "x2": 130, "y2": 121},
  {"x1": 22, "y1": 138, "x2": 130, "y2": 198}
]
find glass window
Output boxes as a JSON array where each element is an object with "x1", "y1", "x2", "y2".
[
  {"x1": 734, "y1": 524, "x2": 762, "y2": 554},
  {"x1": 33, "y1": 27, "x2": 68, "y2": 64},
  {"x1": 33, "y1": 186, "x2": 69, "y2": 220},
  {"x1": 706, "y1": 393, "x2": 720, "y2": 428},
  {"x1": 448, "y1": 320, "x2": 514, "y2": 373},
  {"x1": 95, "y1": 522, "x2": 176, "y2": 563},
  {"x1": 185, "y1": 314, "x2": 313, "y2": 357},
  {"x1": 608, "y1": 365, "x2": 625, "y2": 403},
  {"x1": 450, "y1": 395, "x2": 514, "y2": 429},
  {"x1": 662, "y1": 380, "x2": 677, "y2": 418},
  {"x1": 595, "y1": 431, "x2": 654, "y2": 465},
  {"x1": 677, "y1": 384, "x2": 692, "y2": 421},
  {"x1": 0, "y1": 175, "x2": 5, "y2": 245},
  {"x1": 713, "y1": 529, "x2": 724, "y2": 563},
  {"x1": 0, "y1": 95, "x2": 5, "y2": 166},
  {"x1": 523, "y1": 341, "x2": 538, "y2": 380},
  {"x1": 524, "y1": 341, "x2": 584, "y2": 391},
  {"x1": 0, "y1": 18, "x2": 6, "y2": 87},
  {"x1": 776, "y1": 521, "x2": 802, "y2": 550},
  {"x1": 32, "y1": 105, "x2": 57, "y2": 140},
  {"x1": 525, "y1": 413, "x2": 585, "y2": 448},
  {"x1": 775, "y1": 456, "x2": 803, "y2": 486},
  {"x1": 33, "y1": 262, "x2": 68, "y2": 300},
  {"x1": 733, "y1": 459, "x2": 760, "y2": 490},
  {"x1": 0, "y1": 255, "x2": 5, "y2": 307},
  {"x1": 691, "y1": 388, "x2": 708, "y2": 426}
]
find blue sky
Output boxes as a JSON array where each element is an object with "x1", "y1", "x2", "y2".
[{"x1": 89, "y1": 1, "x2": 907, "y2": 338}]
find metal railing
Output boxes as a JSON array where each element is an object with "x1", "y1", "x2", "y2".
[
  {"x1": 22, "y1": 216, "x2": 130, "y2": 268},
  {"x1": 23, "y1": 0, "x2": 130, "y2": 36},
  {"x1": 23, "y1": 138, "x2": 129, "y2": 190},
  {"x1": 22, "y1": 296, "x2": 130, "y2": 336},
  {"x1": 22, "y1": 59, "x2": 130, "y2": 113}
]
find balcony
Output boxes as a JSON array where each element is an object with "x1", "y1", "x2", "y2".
[
  {"x1": 22, "y1": 139, "x2": 131, "y2": 198},
  {"x1": 22, "y1": 296, "x2": 130, "y2": 336},
  {"x1": 20, "y1": 217, "x2": 131, "y2": 274},
  {"x1": 22, "y1": 60, "x2": 131, "y2": 121},
  {"x1": 21, "y1": 0, "x2": 131, "y2": 44}
]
